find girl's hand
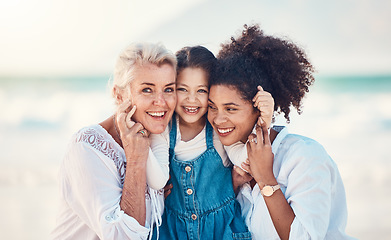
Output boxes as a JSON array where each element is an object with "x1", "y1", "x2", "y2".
[
  {"x1": 246, "y1": 122, "x2": 275, "y2": 184},
  {"x1": 116, "y1": 100, "x2": 150, "y2": 163},
  {"x1": 253, "y1": 86, "x2": 274, "y2": 129},
  {"x1": 163, "y1": 175, "x2": 172, "y2": 199},
  {"x1": 232, "y1": 166, "x2": 253, "y2": 195}
]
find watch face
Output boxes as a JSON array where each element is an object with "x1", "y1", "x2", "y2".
[{"x1": 262, "y1": 186, "x2": 274, "y2": 197}]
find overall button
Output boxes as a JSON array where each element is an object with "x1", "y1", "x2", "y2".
[
  {"x1": 185, "y1": 166, "x2": 191, "y2": 172},
  {"x1": 186, "y1": 188, "x2": 193, "y2": 195},
  {"x1": 191, "y1": 214, "x2": 197, "y2": 220}
]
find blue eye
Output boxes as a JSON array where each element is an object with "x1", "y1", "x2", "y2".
[
  {"x1": 142, "y1": 88, "x2": 152, "y2": 93},
  {"x1": 165, "y1": 87, "x2": 175, "y2": 93},
  {"x1": 198, "y1": 89, "x2": 208, "y2": 93}
]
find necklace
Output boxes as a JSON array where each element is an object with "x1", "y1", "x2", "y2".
[{"x1": 112, "y1": 115, "x2": 121, "y2": 142}]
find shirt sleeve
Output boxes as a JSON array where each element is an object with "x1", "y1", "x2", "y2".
[
  {"x1": 281, "y1": 140, "x2": 334, "y2": 239},
  {"x1": 147, "y1": 128, "x2": 170, "y2": 190},
  {"x1": 224, "y1": 141, "x2": 248, "y2": 171},
  {"x1": 61, "y1": 141, "x2": 150, "y2": 240}
]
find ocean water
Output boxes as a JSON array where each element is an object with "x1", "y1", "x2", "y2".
[{"x1": 0, "y1": 75, "x2": 390, "y2": 239}]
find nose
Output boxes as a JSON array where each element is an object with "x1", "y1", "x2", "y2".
[
  {"x1": 211, "y1": 110, "x2": 227, "y2": 125},
  {"x1": 153, "y1": 92, "x2": 167, "y2": 106},
  {"x1": 186, "y1": 92, "x2": 196, "y2": 102}
]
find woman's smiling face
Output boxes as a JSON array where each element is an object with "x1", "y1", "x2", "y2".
[
  {"x1": 208, "y1": 84, "x2": 259, "y2": 145},
  {"x1": 125, "y1": 62, "x2": 177, "y2": 134}
]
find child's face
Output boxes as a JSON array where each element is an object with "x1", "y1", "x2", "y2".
[{"x1": 176, "y1": 67, "x2": 209, "y2": 125}]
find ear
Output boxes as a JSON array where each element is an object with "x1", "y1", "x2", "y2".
[{"x1": 113, "y1": 86, "x2": 124, "y2": 105}]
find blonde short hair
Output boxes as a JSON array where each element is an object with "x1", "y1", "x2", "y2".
[{"x1": 111, "y1": 42, "x2": 177, "y2": 97}]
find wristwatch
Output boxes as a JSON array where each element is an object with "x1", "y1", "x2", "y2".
[{"x1": 260, "y1": 184, "x2": 280, "y2": 197}]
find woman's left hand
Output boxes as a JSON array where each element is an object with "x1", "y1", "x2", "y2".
[
  {"x1": 246, "y1": 121, "x2": 275, "y2": 184},
  {"x1": 253, "y1": 86, "x2": 274, "y2": 129}
]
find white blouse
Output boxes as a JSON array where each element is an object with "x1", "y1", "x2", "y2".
[
  {"x1": 174, "y1": 117, "x2": 231, "y2": 166},
  {"x1": 227, "y1": 126, "x2": 356, "y2": 240},
  {"x1": 51, "y1": 125, "x2": 165, "y2": 240}
]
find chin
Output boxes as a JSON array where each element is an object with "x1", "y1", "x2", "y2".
[
  {"x1": 145, "y1": 124, "x2": 167, "y2": 134},
  {"x1": 218, "y1": 137, "x2": 236, "y2": 146}
]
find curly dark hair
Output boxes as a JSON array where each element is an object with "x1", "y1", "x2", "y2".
[
  {"x1": 212, "y1": 24, "x2": 315, "y2": 122},
  {"x1": 176, "y1": 45, "x2": 217, "y2": 80}
]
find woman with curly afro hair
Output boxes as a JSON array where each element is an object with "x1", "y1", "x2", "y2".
[{"x1": 207, "y1": 24, "x2": 355, "y2": 240}]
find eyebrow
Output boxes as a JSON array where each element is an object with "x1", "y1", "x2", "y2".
[
  {"x1": 177, "y1": 83, "x2": 208, "y2": 88},
  {"x1": 141, "y1": 82, "x2": 176, "y2": 87},
  {"x1": 208, "y1": 99, "x2": 240, "y2": 106}
]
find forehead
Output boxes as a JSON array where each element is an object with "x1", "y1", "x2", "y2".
[
  {"x1": 177, "y1": 68, "x2": 208, "y2": 85},
  {"x1": 131, "y1": 62, "x2": 176, "y2": 85},
  {"x1": 209, "y1": 85, "x2": 242, "y2": 101}
]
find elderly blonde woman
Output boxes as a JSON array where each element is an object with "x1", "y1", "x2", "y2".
[{"x1": 51, "y1": 42, "x2": 176, "y2": 240}]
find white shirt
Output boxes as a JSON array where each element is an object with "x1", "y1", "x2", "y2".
[
  {"x1": 228, "y1": 126, "x2": 356, "y2": 240},
  {"x1": 174, "y1": 117, "x2": 231, "y2": 166},
  {"x1": 51, "y1": 125, "x2": 165, "y2": 240}
]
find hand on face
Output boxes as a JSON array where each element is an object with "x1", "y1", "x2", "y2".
[
  {"x1": 128, "y1": 63, "x2": 177, "y2": 134},
  {"x1": 116, "y1": 100, "x2": 150, "y2": 163},
  {"x1": 244, "y1": 122, "x2": 275, "y2": 184},
  {"x1": 252, "y1": 86, "x2": 274, "y2": 129}
]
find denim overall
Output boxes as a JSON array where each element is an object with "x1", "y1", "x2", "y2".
[{"x1": 153, "y1": 118, "x2": 251, "y2": 240}]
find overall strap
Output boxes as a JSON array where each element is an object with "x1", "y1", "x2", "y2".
[
  {"x1": 205, "y1": 120, "x2": 214, "y2": 149},
  {"x1": 168, "y1": 114, "x2": 177, "y2": 157}
]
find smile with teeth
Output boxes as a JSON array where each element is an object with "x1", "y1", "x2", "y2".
[
  {"x1": 148, "y1": 111, "x2": 166, "y2": 117},
  {"x1": 217, "y1": 128, "x2": 234, "y2": 134},
  {"x1": 183, "y1": 106, "x2": 199, "y2": 113}
]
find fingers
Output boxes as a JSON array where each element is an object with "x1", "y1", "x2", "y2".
[
  {"x1": 261, "y1": 123, "x2": 271, "y2": 145},
  {"x1": 117, "y1": 100, "x2": 132, "y2": 125},
  {"x1": 163, "y1": 183, "x2": 173, "y2": 199},
  {"x1": 254, "y1": 123, "x2": 265, "y2": 144},
  {"x1": 233, "y1": 166, "x2": 253, "y2": 182},
  {"x1": 131, "y1": 122, "x2": 146, "y2": 135},
  {"x1": 252, "y1": 85, "x2": 264, "y2": 102},
  {"x1": 234, "y1": 165, "x2": 247, "y2": 177},
  {"x1": 252, "y1": 86, "x2": 274, "y2": 130},
  {"x1": 116, "y1": 99, "x2": 144, "y2": 135},
  {"x1": 125, "y1": 106, "x2": 137, "y2": 128},
  {"x1": 248, "y1": 133, "x2": 257, "y2": 145},
  {"x1": 252, "y1": 86, "x2": 273, "y2": 108},
  {"x1": 255, "y1": 122, "x2": 270, "y2": 145},
  {"x1": 257, "y1": 116, "x2": 264, "y2": 126},
  {"x1": 240, "y1": 160, "x2": 251, "y2": 174}
]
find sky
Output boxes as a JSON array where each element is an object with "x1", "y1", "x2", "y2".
[{"x1": 0, "y1": 0, "x2": 390, "y2": 76}]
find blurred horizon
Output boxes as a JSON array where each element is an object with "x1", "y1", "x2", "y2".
[{"x1": 1, "y1": 0, "x2": 390, "y2": 77}]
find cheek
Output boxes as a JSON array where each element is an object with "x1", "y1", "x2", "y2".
[
  {"x1": 166, "y1": 95, "x2": 177, "y2": 110},
  {"x1": 176, "y1": 93, "x2": 185, "y2": 105},
  {"x1": 200, "y1": 95, "x2": 209, "y2": 108},
  {"x1": 207, "y1": 110, "x2": 215, "y2": 123}
]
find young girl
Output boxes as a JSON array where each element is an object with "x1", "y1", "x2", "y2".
[{"x1": 152, "y1": 46, "x2": 274, "y2": 239}]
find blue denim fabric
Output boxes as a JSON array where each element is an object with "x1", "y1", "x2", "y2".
[{"x1": 152, "y1": 117, "x2": 251, "y2": 240}]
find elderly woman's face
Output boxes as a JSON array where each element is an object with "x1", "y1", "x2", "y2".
[
  {"x1": 126, "y1": 63, "x2": 176, "y2": 134},
  {"x1": 208, "y1": 84, "x2": 258, "y2": 145}
]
